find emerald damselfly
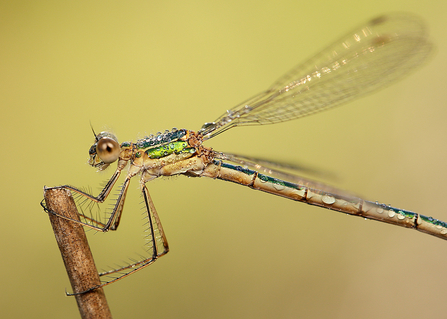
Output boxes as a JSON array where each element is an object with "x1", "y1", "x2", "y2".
[{"x1": 42, "y1": 13, "x2": 446, "y2": 294}]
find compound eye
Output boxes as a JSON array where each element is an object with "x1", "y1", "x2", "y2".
[{"x1": 96, "y1": 137, "x2": 120, "y2": 163}]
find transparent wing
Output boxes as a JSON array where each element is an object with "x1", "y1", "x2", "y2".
[{"x1": 200, "y1": 13, "x2": 432, "y2": 139}]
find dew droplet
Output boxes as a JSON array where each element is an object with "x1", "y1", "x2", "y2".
[
  {"x1": 273, "y1": 183, "x2": 285, "y2": 191},
  {"x1": 322, "y1": 195, "x2": 336, "y2": 205}
]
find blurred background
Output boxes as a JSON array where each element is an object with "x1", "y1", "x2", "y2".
[{"x1": 1, "y1": 1, "x2": 447, "y2": 318}]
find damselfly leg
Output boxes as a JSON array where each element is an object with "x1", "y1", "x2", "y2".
[{"x1": 42, "y1": 157, "x2": 169, "y2": 293}]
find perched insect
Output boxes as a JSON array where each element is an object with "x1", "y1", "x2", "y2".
[{"x1": 43, "y1": 13, "x2": 446, "y2": 294}]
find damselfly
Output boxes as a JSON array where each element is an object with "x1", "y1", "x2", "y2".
[{"x1": 43, "y1": 13, "x2": 446, "y2": 294}]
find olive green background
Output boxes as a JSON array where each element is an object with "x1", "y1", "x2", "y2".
[{"x1": 1, "y1": 1, "x2": 447, "y2": 318}]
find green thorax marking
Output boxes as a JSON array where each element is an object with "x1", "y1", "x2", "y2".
[
  {"x1": 145, "y1": 140, "x2": 194, "y2": 159},
  {"x1": 132, "y1": 128, "x2": 194, "y2": 159}
]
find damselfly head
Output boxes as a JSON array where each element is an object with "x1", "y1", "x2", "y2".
[{"x1": 88, "y1": 131, "x2": 120, "y2": 170}]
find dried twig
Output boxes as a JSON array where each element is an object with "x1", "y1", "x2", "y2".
[{"x1": 44, "y1": 187, "x2": 112, "y2": 319}]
